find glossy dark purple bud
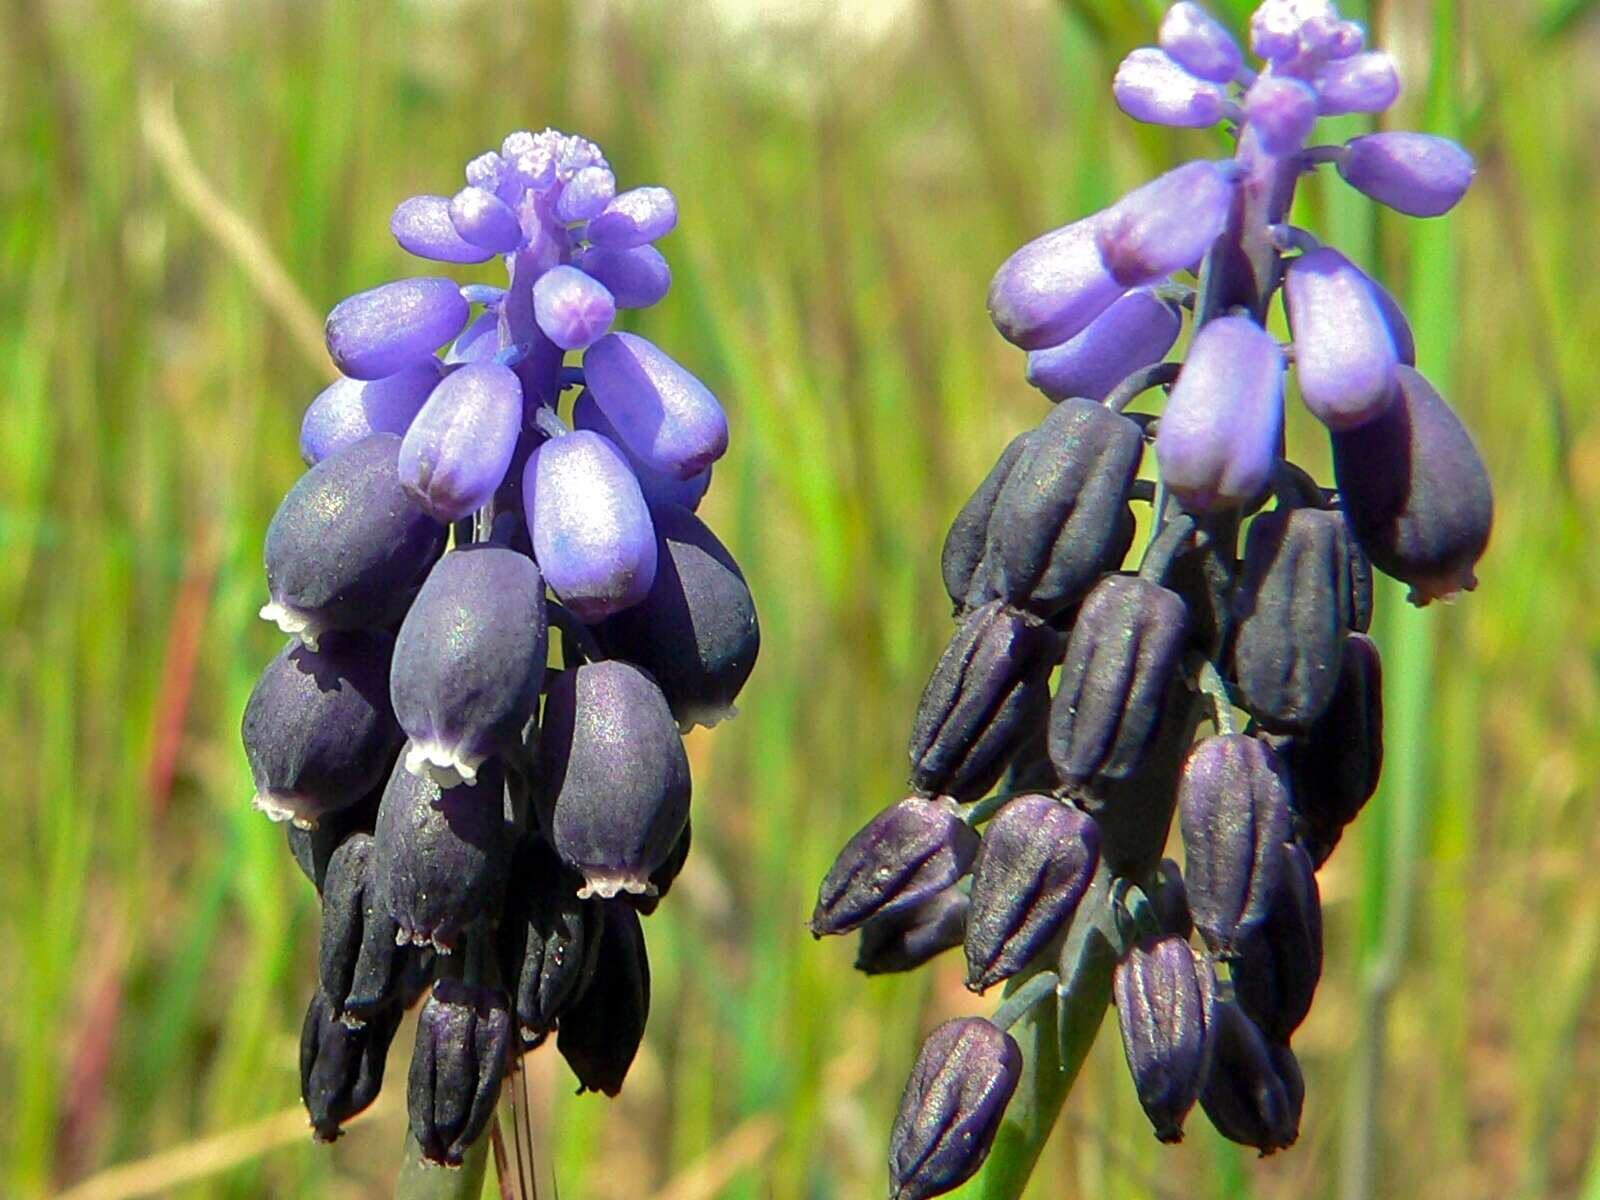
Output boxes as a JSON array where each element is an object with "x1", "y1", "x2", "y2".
[
  {"x1": 391, "y1": 545, "x2": 548, "y2": 788},
  {"x1": 1086, "y1": 686, "x2": 1201, "y2": 879},
  {"x1": 1332, "y1": 366, "x2": 1493, "y2": 604},
  {"x1": 1231, "y1": 507, "x2": 1350, "y2": 731},
  {"x1": 1048, "y1": 576, "x2": 1189, "y2": 796},
  {"x1": 625, "y1": 818, "x2": 691, "y2": 918},
  {"x1": 979, "y1": 399, "x2": 1143, "y2": 616},
  {"x1": 408, "y1": 980, "x2": 513, "y2": 1166},
  {"x1": 940, "y1": 432, "x2": 1032, "y2": 612},
  {"x1": 592, "y1": 503, "x2": 759, "y2": 729},
  {"x1": 300, "y1": 989, "x2": 402, "y2": 1143},
  {"x1": 855, "y1": 887, "x2": 970, "y2": 976},
  {"x1": 811, "y1": 797, "x2": 980, "y2": 936},
  {"x1": 373, "y1": 756, "x2": 513, "y2": 952},
  {"x1": 1281, "y1": 632, "x2": 1383, "y2": 865},
  {"x1": 1232, "y1": 841, "x2": 1322, "y2": 1042},
  {"x1": 1178, "y1": 734, "x2": 1293, "y2": 957},
  {"x1": 261, "y1": 434, "x2": 446, "y2": 646},
  {"x1": 319, "y1": 833, "x2": 410, "y2": 1025},
  {"x1": 1113, "y1": 935, "x2": 1216, "y2": 1143},
  {"x1": 537, "y1": 661, "x2": 691, "y2": 899},
  {"x1": 300, "y1": 362, "x2": 442, "y2": 466},
  {"x1": 964, "y1": 795, "x2": 1100, "y2": 993},
  {"x1": 908, "y1": 602, "x2": 1063, "y2": 802},
  {"x1": 557, "y1": 902, "x2": 649, "y2": 1096},
  {"x1": 242, "y1": 631, "x2": 401, "y2": 828},
  {"x1": 287, "y1": 786, "x2": 381, "y2": 891},
  {"x1": 498, "y1": 837, "x2": 604, "y2": 1040},
  {"x1": 1199, "y1": 1001, "x2": 1300, "y2": 1154},
  {"x1": 325, "y1": 277, "x2": 470, "y2": 381},
  {"x1": 888, "y1": 1018, "x2": 1022, "y2": 1200}
]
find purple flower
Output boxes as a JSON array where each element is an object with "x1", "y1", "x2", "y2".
[
  {"x1": 325, "y1": 278, "x2": 470, "y2": 381},
  {"x1": 988, "y1": 218, "x2": 1125, "y2": 351},
  {"x1": 532, "y1": 264, "x2": 616, "y2": 350},
  {"x1": 299, "y1": 361, "x2": 441, "y2": 465},
  {"x1": 398, "y1": 363, "x2": 524, "y2": 523},
  {"x1": 1337, "y1": 132, "x2": 1476, "y2": 217},
  {"x1": 1313, "y1": 51, "x2": 1400, "y2": 114},
  {"x1": 1113, "y1": 48, "x2": 1229, "y2": 128},
  {"x1": 1244, "y1": 75, "x2": 1319, "y2": 156},
  {"x1": 583, "y1": 332, "x2": 729, "y2": 480},
  {"x1": 1284, "y1": 247, "x2": 1398, "y2": 431},
  {"x1": 390, "y1": 195, "x2": 495, "y2": 264}
]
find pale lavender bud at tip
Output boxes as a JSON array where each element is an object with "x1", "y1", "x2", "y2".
[
  {"x1": 1314, "y1": 51, "x2": 1399, "y2": 114},
  {"x1": 449, "y1": 186, "x2": 525, "y2": 254},
  {"x1": 532, "y1": 264, "x2": 616, "y2": 351},
  {"x1": 1096, "y1": 160, "x2": 1237, "y2": 288},
  {"x1": 586, "y1": 186, "x2": 678, "y2": 248},
  {"x1": 1155, "y1": 315, "x2": 1284, "y2": 511},
  {"x1": 1337, "y1": 132, "x2": 1475, "y2": 218},
  {"x1": 1244, "y1": 76, "x2": 1319, "y2": 157},
  {"x1": 556, "y1": 165, "x2": 618, "y2": 223},
  {"x1": 1159, "y1": 3, "x2": 1244, "y2": 83},
  {"x1": 1114, "y1": 48, "x2": 1230, "y2": 128}
]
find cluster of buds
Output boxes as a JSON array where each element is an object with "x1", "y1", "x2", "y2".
[
  {"x1": 811, "y1": 4, "x2": 1490, "y2": 1196},
  {"x1": 242, "y1": 129, "x2": 758, "y2": 1164}
]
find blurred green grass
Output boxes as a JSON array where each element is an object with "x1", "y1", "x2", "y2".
[{"x1": 2, "y1": 0, "x2": 1598, "y2": 1197}]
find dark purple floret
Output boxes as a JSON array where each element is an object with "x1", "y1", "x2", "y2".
[
  {"x1": 1332, "y1": 366, "x2": 1493, "y2": 605},
  {"x1": 811, "y1": 796, "x2": 980, "y2": 937},
  {"x1": 625, "y1": 818, "x2": 692, "y2": 918},
  {"x1": 300, "y1": 989, "x2": 402, "y2": 1143},
  {"x1": 1048, "y1": 575, "x2": 1190, "y2": 796},
  {"x1": 591, "y1": 502, "x2": 759, "y2": 729},
  {"x1": 287, "y1": 785, "x2": 382, "y2": 892},
  {"x1": 1231, "y1": 841, "x2": 1323, "y2": 1042},
  {"x1": 318, "y1": 833, "x2": 411, "y2": 1025},
  {"x1": 261, "y1": 434, "x2": 446, "y2": 647},
  {"x1": 908, "y1": 601, "x2": 1062, "y2": 802},
  {"x1": 1113, "y1": 935, "x2": 1217, "y2": 1143},
  {"x1": 242, "y1": 631, "x2": 402, "y2": 828},
  {"x1": 888, "y1": 1018, "x2": 1022, "y2": 1200},
  {"x1": 1178, "y1": 734, "x2": 1293, "y2": 957},
  {"x1": 372, "y1": 756, "x2": 513, "y2": 953},
  {"x1": 536, "y1": 660, "x2": 692, "y2": 899},
  {"x1": 407, "y1": 979, "x2": 513, "y2": 1166},
  {"x1": 1199, "y1": 1000, "x2": 1300, "y2": 1155},
  {"x1": 497, "y1": 835, "x2": 604, "y2": 1041},
  {"x1": 557, "y1": 902, "x2": 650, "y2": 1096},
  {"x1": 964, "y1": 795, "x2": 1100, "y2": 993},
  {"x1": 855, "y1": 887, "x2": 970, "y2": 976},
  {"x1": 940, "y1": 432, "x2": 1033, "y2": 612},
  {"x1": 391, "y1": 544, "x2": 548, "y2": 788}
]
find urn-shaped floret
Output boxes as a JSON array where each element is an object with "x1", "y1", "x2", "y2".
[
  {"x1": 1113, "y1": 935, "x2": 1217, "y2": 1143},
  {"x1": 407, "y1": 980, "x2": 513, "y2": 1166},
  {"x1": 557, "y1": 902, "x2": 650, "y2": 1096}
]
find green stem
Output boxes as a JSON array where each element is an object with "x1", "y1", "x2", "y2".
[{"x1": 396, "y1": 1127, "x2": 491, "y2": 1200}]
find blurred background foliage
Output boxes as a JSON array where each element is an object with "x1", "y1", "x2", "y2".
[{"x1": 2, "y1": 0, "x2": 1598, "y2": 1196}]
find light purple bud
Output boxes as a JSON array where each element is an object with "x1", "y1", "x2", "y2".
[
  {"x1": 1365, "y1": 275, "x2": 1416, "y2": 366},
  {"x1": 444, "y1": 310, "x2": 499, "y2": 365},
  {"x1": 300, "y1": 361, "x2": 442, "y2": 465},
  {"x1": 1284, "y1": 248, "x2": 1397, "y2": 431},
  {"x1": 556, "y1": 165, "x2": 617, "y2": 222},
  {"x1": 464, "y1": 151, "x2": 504, "y2": 192},
  {"x1": 578, "y1": 245, "x2": 672, "y2": 309},
  {"x1": 585, "y1": 187, "x2": 678, "y2": 249},
  {"x1": 1244, "y1": 76, "x2": 1319, "y2": 157},
  {"x1": 988, "y1": 219, "x2": 1125, "y2": 351},
  {"x1": 1025, "y1": 288, "x2": 1181, "y2": 403},
  {"x1": 448, "y1": 186, "x2": 525, "y2": 254},
  {"x1": 1115, "y1": 48, "x2": 1229, "y2": 128},
  {"x1": 572, "y1": 391, "x2": 711, "y2": 512},
  {"x1": 391, "y1": 195, "x2": 495, "y2": 265},
  {"x1": 584, "y1": 332, "x2": 729, "y2": 480},
  {"x1": 326, "y1": 278, "x2": 470, "y2": 381},
  {"x1": 1323, "y1": 19, "x2": 1365, "y2": 57},
  {"x1": 532, "y1": 265, "x2": 616, "y2": 351},
  {"x1": 1155, "y1": 315, "x2": 1284, "y2": 511},
  {"x1": 1337, "y1": 132, "x2": 1475, "y2": 218},
  {"x1": 1096, "y1": 160, "x2": 1237, "y2": 288},
  {"x1": 398, "y1": 363, "x2": 524, "y2": 522},
  {"x1": 1314, "y1": 51, "x2": 1399, "y2": 114},
  {"x1": 524, "y1": 431, "x2": 658, "y2": 622},
  {"x1": 1159, "y1": 3, "x2": 1244, "y2": 83},
  {"x1": 1250, "y1": 0, "x2": 1335, "y2": 62}
]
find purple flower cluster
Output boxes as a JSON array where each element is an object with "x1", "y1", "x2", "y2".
[
  {"x1": 243, "y1": 129, "x2": 758, "y2": 1164},
  {"x1": 813, "y1": 5, "x2": 1491, "y2": 1197}
]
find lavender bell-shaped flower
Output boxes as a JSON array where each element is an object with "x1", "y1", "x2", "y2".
[
  {"x1": 1284, "y1": 247, "x2": 1397, "y2": 431},
  {"x1": 1337, "y1": 131, "x2": 1475, "y2": 218},
  {"x1": 888, "y1": 1018, "x2": 1023, "y2": 1200},
  {"x1": 811, "y1": 796, "x2": 980, "y2": 936},
  {"x1": 1025, "y1": 289, "x2": 1181, "y2": 404},
  {"x1": 583, "y1": 332, "x2": 729, "y2": 480},
  {"x1": 1113, "y1": 935, "x2": 1217, "y2": 1143},
  {"x1": 1155, "y1": 315, "x2": 1285, "y2": 511},
  {"x1": 325, "y1": 277, "x2": 470, "y2": 381},
  {"x1": 391, "y1": 544, "x2": 548, "y2": 787},
  {"x1": 300, "y1": 361, "x2": 441, "y2": 466},
  {"x1": 398, "y1": 363, "x2": 525, "y2": 523},
  {"x1": 524, "y1": 430, "x2": 658, "y2": 622}
]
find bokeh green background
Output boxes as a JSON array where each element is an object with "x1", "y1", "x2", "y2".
[{"x1": 4, "y1": 0, "x2": 1598, "y2": 1197}]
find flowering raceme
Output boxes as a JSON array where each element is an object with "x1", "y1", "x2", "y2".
[
  {"x1": 243, "y1": 128, "x2": 759, "y2": 1164},
  {"x1": 814, "y1": 4, "x2": 1490, "y2": 1196}
]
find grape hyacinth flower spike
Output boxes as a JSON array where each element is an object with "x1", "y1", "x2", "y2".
[
  {"x1": 812, "y1": 3, "x2": 1490, "y2": 1195},
  {"x1": 244, "y1": 128, "x2": 756, "y2": 1179}
]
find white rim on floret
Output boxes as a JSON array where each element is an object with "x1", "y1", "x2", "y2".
[
  {"x1": 677, "y1": 701, "x2": 736, "y2": 735},
  {"x1": 253, "y1": 788, "x2": 319, "y2": 829},
  {"x1": 258, "y1": 599, "x2": 328, "y2": 651},
  {"x1": 577, "y1": 868, "x2": 657, "y2": 901},
  {"x1": 404, "y1": 740, "x2": 485, "y2": 789}
]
